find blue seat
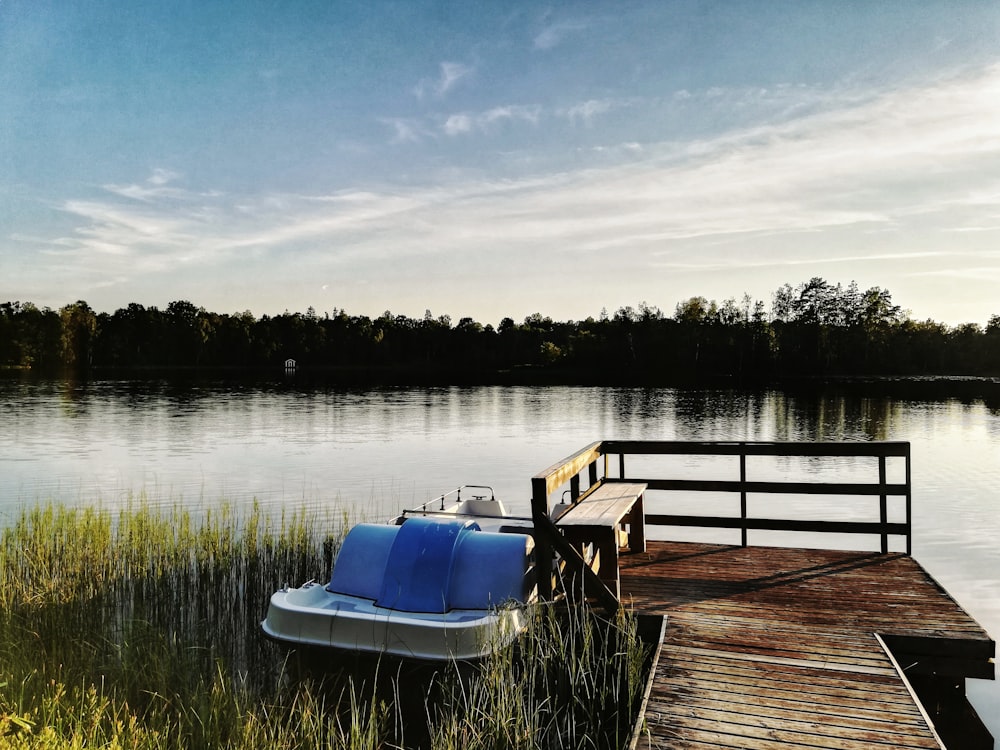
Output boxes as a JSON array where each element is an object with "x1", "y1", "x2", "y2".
[
  {"x1": 377, "y1": 518, "x2": 478, "y2": 613},
  {"x1": 326, "y1": 523, "x2": 398, "y2": 600},
  {"x1": 450, "y1": 531, "x2": 531, "y2": 609},
  {"x1": 328, "y1": 517, "x2": 531, "y2": 613}
]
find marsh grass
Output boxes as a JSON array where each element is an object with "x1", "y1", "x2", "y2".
[
  {"x1": 0, "y1": 500, "x2": 650, "y2": 749},
  {"x1": 426, "y1": 605, "x2": 649, "y2": 750}
]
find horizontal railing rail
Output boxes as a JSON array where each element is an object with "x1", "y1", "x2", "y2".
[
  {"x1": 531, "y1": 440, "x2": 912, "y2": 602},
  {"x1": 634, "y1": 478, "x2": 909, "y2": 495},
  {"x1": 600, "y1": 440, "x2": 912, "y2": 457}
]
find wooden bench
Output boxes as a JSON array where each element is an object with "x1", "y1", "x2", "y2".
[{"x1": 555, "y1": 481, "x2": 647, "y2": 598}]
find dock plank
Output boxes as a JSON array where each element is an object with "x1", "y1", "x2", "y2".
[{"x1": 622, "y1": 542, "x2": 993, "y2": 749}]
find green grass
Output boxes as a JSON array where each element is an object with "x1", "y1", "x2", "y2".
[
  {"x1": 426, "y1": 605, "x2": 649, "y2": 750},
  {"x1": 0, "y1": 501, "x2": 650, "y2": 749}
]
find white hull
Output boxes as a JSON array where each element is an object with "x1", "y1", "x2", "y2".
[{"x1": 262, "y1": 582, "x2": 527, "y2": 661}]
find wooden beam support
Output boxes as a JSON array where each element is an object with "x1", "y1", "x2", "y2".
[{"x1": 533, "y1": 512, "x2": 620, "y2": 612}]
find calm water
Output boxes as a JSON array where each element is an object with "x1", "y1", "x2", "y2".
[{"x1": 2, "y1": 377, "x2": 999, "y2": 733}]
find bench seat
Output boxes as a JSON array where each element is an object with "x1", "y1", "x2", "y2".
[{"x1": 555, "y1": 481, "x2": 647, "y2": 597}]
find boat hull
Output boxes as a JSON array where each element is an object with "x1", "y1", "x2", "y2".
[{"x1": 262, "y1": 582, "x2": 527, "y2": 661}]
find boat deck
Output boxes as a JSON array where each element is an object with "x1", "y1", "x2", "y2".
[{"x1": 619, "y1": 541, "x2": 995, "y2": 750}]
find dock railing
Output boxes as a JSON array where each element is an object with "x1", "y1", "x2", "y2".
[{"x1": 531, "y1": 440, "x2": 912, "y2": 603}]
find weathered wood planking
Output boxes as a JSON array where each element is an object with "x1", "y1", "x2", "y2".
[
  {"x1": 621, "y1": 542, "x2": 994, "y2": 749},
  {"x1": 556, "y1": 481, "x2": 647, "y2": 528}
]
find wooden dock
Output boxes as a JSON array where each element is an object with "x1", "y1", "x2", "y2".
[
  {"x1": 620, "y1": 542, "x2": 994, "y2": 749},
  {"x1": 531, "y1": 441, "x2": 996, "y2": 750}
]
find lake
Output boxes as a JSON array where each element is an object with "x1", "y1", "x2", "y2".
[{"x1": 2, "y1": 376, "x2": 999, "y2": 735}]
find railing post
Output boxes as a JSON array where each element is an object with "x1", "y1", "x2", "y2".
[
  {"x1": 619, "y1": 453, "x2": 625, "y2": 478},
  {"x1": 588, "y1": 459, "x2": 598, "y2": 488},
  {"x1": 879, "y1": 454, "x2": 888, "y2": 554},
  {"x1": 532, "y1": 476, "x2": 553, "y2": 600},
  {"x1": 904, "y1": 445, "x2": 912, "y2": 555},
  {"x1": 740, "y1": 447, "x2": 748, "y2": 547},
  {"x1": 570, "y1": 474, "x2": 581, "y2": 501}
]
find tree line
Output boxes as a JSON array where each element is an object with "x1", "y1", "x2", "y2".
[{"x1": 2, "y1": 278, "x2": 999, "y2": 382}]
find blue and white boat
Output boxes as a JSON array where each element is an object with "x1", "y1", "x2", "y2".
[{"x1": 261, "y1": 488, "x2": 536, "y2": 661}]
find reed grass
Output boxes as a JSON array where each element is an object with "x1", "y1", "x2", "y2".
[
  {"x1": 0, "y1": 500, "x2": 650, "y2": 749},
  {"x1": 426, "y1": 605, "x2": 649, "y2": 750}
]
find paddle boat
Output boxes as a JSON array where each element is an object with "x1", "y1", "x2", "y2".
[{"x1": 261, "y1": 487, "x2": 537, "y2": 660}]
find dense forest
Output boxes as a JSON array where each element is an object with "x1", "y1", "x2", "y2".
[{"x1": 2, "y1": 278, "x2": 999, "y2": 383}]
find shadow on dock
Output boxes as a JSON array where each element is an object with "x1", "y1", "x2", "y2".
[{"x1": 621, "y1": 541, "x2": 995, "y2": 750}]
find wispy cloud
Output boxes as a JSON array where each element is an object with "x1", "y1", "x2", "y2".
[
  {"x1": 413, "y1": 61, "x2": 474, "y2": 100},
  {"x1": 148, "y1": 168, "x2": 180, "y2": 187},
  {"x1": 561, "y1": 98, "x2": 620, "y2": 126},
  {"x1": 652, "y1": 251, "x2": 948, "y2": 272},
  {"x1": 23, "y1": 64, "x2": 1000, "y2": 318},
  {"x1": 443, "y1": 113, "x2": 473, "y2": 136},
  {"x1": 911, "y1": 266, "x2": 1000, "y2": 281},
  {"x1": 103, "y1": 169, "x2": 220, "y2": 203},
  {"x1": 533, "y1": 19, "x2": 590, "y2": 50},
  {"x1": 448, "y1": 105, "x2": 541, "y2": 135},
  {"x1": 378, "y1": 117, "x2": 430, "y2": 144},
  {"x1": 396, "y1": 95, "x2": 626, "y2": 144}
]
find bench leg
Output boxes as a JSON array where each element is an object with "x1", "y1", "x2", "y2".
[
  {"x1": 593, "y1": 531, "x2": 620, "y2": 599},
  {"x1": 625, "y1": 493, "x2": 646, "y2": 553}
]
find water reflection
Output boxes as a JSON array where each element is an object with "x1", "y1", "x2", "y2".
[
  {"x1": 606, "y1": 387, "x2": 905, "y2": 444},
  {"x1": 609, "y1": 388, "x2": 674, "y2": 430},
  {"x1": 2, "y1": 380, "x2": 998, "y2": 511}
]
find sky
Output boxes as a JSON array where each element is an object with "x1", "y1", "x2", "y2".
[{"x1": 2, "y1": 1, "x2": 1000, "y2": 327}]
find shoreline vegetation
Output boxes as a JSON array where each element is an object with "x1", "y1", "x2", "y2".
[
  {"x1": 3, "y1": 278, "x2": 1000, "y2": 383},
  {"x1": 0, "y1": 501, "x2": 650, "y2": 749}
]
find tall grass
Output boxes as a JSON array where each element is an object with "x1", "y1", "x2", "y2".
[
  {"x1": 0, "y1": 500, "x2": 650, "y2": 749},
  {"x1": 0, "y1": 499, "x2": 346, "y2": 749},
  {"x1": 426, "y1": 605, "x2": 649, "y2": 750}
]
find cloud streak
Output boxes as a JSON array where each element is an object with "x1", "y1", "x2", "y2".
[
  {"x1": 413, "y1": 62, "x2": 474, "y2": 100},
  {"x1": 442, "y1": 105, "x2": 541, "y2": 136},
  {"x1": 378, "y1": 117, "x2": 431, "y2": 144},
  {"x1": 533, "y1": 19, "x2": 591, "y2": 50},
  {"x1": 18, "y1": 64, "x2": 1000, "y2": 319}
]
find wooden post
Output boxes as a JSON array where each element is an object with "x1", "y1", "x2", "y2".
[
  {"x1": 905, "y1": 445, "x2": 912, "y2": 555},
  {"x1": 619, "y1": 453, "x2": 625, "y2": 478},
  {"x1": 879, "y1": 455, "x2": 888, "y2": 554},
  {"x1": 531, "y1": 476, "x2": 553, "y2": 600},
  {"x1": 588, "y1": 459, "x2": 598, "y2": 488},
  {"x1": 570, "y1": 473, "x2": 581, "y2": 501},
  {"x1": 740, "y1": 448, "x2": 748, "y2": 547}
]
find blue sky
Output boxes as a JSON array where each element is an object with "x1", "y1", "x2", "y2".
[{"x1": 3, "y1": 1, "x2": 1000, "y2": 326}]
